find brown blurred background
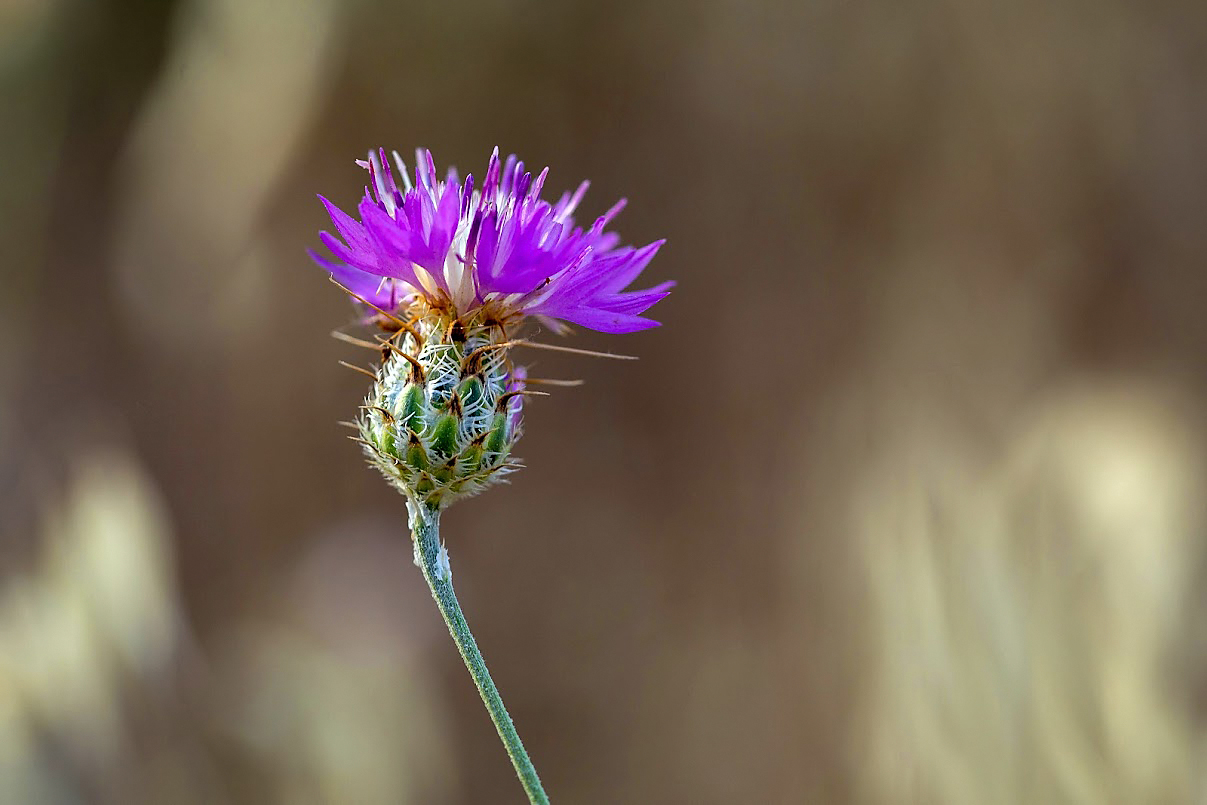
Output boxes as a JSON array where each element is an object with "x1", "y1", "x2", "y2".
[{"x1": 2, "y1": 0, "x2": 1207, "y2": 802}]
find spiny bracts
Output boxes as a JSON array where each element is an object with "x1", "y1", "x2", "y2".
[{"x1": 357, "y1": 305, "x2": 527, "y2": 510}]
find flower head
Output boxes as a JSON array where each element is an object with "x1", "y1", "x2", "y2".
[
  {"x1": 311, "y1": 147, "x2": 671, "y2": 333},
  {"x1": 316, "y1": 148, "x2": 670, "y2": 510}
]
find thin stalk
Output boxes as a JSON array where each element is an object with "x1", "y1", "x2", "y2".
[{"x1": 411, "y1": 504, "x2": 550, "y2": 804}]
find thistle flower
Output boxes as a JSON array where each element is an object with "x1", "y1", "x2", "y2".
[
  {"x1": 313, "y1": 147, "x2": 671, "y2": 510},
  {"x1": 311, "y1": 147, "x2": 669, "y2": 805}
]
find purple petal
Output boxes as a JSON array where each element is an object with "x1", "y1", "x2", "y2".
[
  {"x1": 506, "y1": 365, "x2": 527, "y2": 432},
  {"x1": 593, "y1": 282, "x2": 675, "y2": 315},
  {"x1": 319, "y1": 195, "x2": 372, "y2": 250},
  {"x1": 309, "y1": 249, "x2": 406, "y2": 313},
  {"x1": 556, "y1": 306, "x2": 662, "y2": 333}
]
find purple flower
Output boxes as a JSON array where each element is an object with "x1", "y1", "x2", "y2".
[{"x1": 312, "y1": 148, "x2": 671, "y2": 333}]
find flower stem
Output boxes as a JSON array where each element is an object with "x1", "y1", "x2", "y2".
[{"x1": 411, "y1": 504, "x2": 550, "y2": 804}]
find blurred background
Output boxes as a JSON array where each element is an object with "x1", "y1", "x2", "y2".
[{"x1": 2, "y1": 0, "x2": 1206, "y2": 802}]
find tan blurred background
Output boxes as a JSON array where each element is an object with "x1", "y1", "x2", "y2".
[{"x1": 3, "y1": 0, "x2": 1207, "y2": 802}]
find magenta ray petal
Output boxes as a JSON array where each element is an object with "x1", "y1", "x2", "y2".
[
  {"x1": 505, "y1": 366, "x2": 527, "y2": 432},
  {"x1": 308, "y1": 250, "x2": 410, "y2": 315},
  {"x1": 555, "y1": 307, "x2": 663, "y2": 333}
]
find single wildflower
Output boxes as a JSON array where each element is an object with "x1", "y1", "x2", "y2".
[
  {"x1": 311, "y1": 147, "x2": 670, "y2": 805},
  {"x1": 312, "y1": 146, "x2": 670, "y2": 510}
]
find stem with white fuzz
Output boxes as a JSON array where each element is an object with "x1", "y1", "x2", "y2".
[{"x1": 410, "y1": 504, "x2": 549, "y2": 804}]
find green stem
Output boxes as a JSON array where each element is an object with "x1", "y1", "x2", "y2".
[{"x1": 411, "y1": 504, "x2": 550, "y2": 804}]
